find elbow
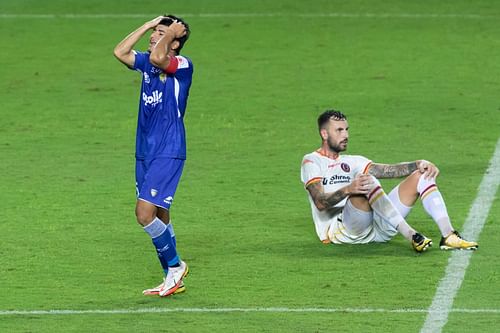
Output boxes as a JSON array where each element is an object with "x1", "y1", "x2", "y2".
[
  {"x1": 113, "y1": 47, "x2": 124, "y2": 61},
  {"x1": 149, "y1": 52, "x2": 164, "y2": 67},
  {"x1": 314, "y1": 201, "x2": 327, "y2": 211}
]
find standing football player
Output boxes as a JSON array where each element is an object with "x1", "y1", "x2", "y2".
[
  {"x1": 114, "y1": 15, "x2": 193, "y2": 296},
  {"x1": 301, "y1": 110, "x2": 478, "y2": 251}
]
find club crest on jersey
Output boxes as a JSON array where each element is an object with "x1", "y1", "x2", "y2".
[
  {"x1": 142, "y1": 90, "x2": 163, "y2": 107},
  {"x1": 159, "y1": 73, "x2": 167, "y2": 82},
  {"x1": 341, "y1": 163, "x2": 350, "y2": 172}
]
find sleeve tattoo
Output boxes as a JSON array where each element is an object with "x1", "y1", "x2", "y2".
[
  {"x1": 368, "y1": 162, "x2": 418, "y2": 179},
  {"x1": 306, "y1": 182, "x2": 348, "y2": 210}
]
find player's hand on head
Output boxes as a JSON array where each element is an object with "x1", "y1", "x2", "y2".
[
  {"x1": 417, "y1": 160, "x2": 439, "y2": 179},
  {"x1": 349, "y1": 174, "x2": 375, "y2": 195},
  {"x1": 169, "y1": 21, "x2": 187, "y2": 38},
  {"x1": 146, "y1": 16, "x2": 165, "y2": 29}
]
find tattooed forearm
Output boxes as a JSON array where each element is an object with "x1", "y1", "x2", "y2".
[
  {"x1": 368, "y1": 162, "x2": 418, "y2": 179},
  {"x1": 307, "y1": 182, "x2": 348, "y2": 210}
]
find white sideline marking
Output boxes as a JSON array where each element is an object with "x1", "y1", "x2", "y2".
[
  {"x1": 1, "y1": 307, "x2": 500, "y2": 316},
  {"x1": 421, "y1": 138, "x2": 500, "y2": 333},
  {"x1": 0, "y1": 13, "x2": 497, "y2": 20}
]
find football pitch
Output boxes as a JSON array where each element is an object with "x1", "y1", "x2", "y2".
[{"x1": 1, "y1": 0, "x2": 500, "y2": 332}]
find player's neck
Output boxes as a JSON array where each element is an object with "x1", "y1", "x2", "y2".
[{"x1": 317, "y1": 146, "x2": 340, "y2": 160}]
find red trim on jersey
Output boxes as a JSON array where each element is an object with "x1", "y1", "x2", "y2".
[
  {"x1": 362, "y1": 162, "x2": 372, "y2": 174},
  {"x1": 164, "y1": 56, "x2": 179, "y2": 74},
  {"x1": 305, "y1": 177, "x2": 323, "y2": 187}
]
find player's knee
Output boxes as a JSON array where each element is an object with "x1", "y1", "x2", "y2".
[
  {"x1": 416, "y1": 172, "x2": 437, "y2": 194},
  {"x1": 135, "y1": 203, "x2": 157, "y2": 226},
  {"x1": 135, "y1": 211, "x2": 154, "y2": 226}
]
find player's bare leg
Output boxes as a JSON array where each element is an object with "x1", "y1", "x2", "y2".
[
  {"x1": 394, "y1": 170, "x2": 420, "y2": 207},
  {"x1": 157, "y1": 207, "x2": 170, "y2": 226},
  {"x1": 136, "y1": 199, "x2": 159, "y2": 226}
]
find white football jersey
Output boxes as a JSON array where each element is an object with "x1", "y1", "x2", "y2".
[{"x1": 301, "y1": 150, "x2": 372, "y2": 242}]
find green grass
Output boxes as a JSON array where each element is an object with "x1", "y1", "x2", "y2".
[{"x1": 1, "y1": 0, "x2": 500, "y2": 332}]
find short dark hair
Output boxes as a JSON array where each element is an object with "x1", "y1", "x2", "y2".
[
  {"x1": 317, "y1": 109, "x2": 347, "y2": 130},
  {"x1": 159, "y1": 14, "x2": 190, "y2": 54}
]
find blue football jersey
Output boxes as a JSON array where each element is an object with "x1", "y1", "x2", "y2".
[{"x1": 131, "y1": 51, "x2": 193, "y2": 160}]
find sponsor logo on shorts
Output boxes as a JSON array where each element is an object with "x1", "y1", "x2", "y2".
[{"x1": 164, "y1": 196, "x2": 173, "y2": 205}]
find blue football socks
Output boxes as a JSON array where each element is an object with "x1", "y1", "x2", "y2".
[
  {"x1": 167, "y1": 222, "x2": 177, "y2": 247},
  {"x1": 143, "y1": 218, "x2": 180, "y2": 274}
]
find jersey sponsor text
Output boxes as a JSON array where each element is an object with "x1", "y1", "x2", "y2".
[{"x1": 142, "y1": 90, "x2": 162, "y2": 107}]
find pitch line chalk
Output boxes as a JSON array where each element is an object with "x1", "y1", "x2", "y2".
[
  {"x1": 421, "y1": 138, "x2": 500, "y2": 333},
  {"x1": 1, "y1": 307, "x2": 500, "y2": 316}
]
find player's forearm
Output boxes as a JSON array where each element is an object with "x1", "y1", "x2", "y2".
[
  {"x1": 150, "y1": 31, "x2": 176, "y2": 67},
  {"x1": 323, "y1": 188, "x2": 349, "y2": 209},
  {"x1": 368, "y1": 162, "x2": 418, "y2": 179},
  {"x1": 113, "y1": 24, "x2": 150, "y2": 63},
  {"x1": 309, "y1": 185, "x2": 349, "y2": 211}
]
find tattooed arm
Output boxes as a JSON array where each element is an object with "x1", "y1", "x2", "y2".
[
  {"x1": 368, "y1": 160, "x2": 439, "y2": 179},
  {"x1": 306, "y1": 174, "x2": 374, "y2": 211}
]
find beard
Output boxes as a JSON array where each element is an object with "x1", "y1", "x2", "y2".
[{"x1": 327, "y1": 138, "x2": 348, "y2": 153}]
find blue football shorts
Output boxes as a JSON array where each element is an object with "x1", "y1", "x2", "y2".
[{"x1": 135, "y1": 158, "x2": 185, "y2": 210}]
